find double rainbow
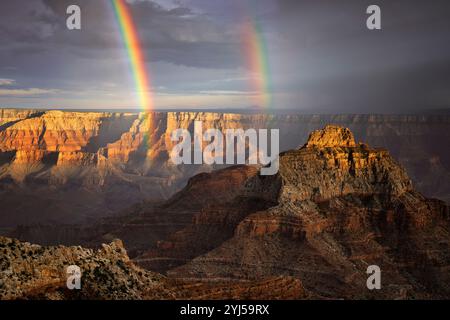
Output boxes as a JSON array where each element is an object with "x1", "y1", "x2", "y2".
[
  {"x1": 111, "y1": 0, "x2": 272, "y2": 112},
  {"x1": 112, "y1": 0, "x2": 153, "y2": 112}
]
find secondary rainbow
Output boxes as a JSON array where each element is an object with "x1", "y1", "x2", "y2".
[
  {"x1": 112, "y1": 0, "x2": 153, "y2": 111},
  {"x1": 242, "y1": 18, "x2": 272, "y2": 110}
]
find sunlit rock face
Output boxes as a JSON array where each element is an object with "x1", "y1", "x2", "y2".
[
  {"x1": 277, "y1": 125, "x2": 413, "y2": 203},
  {"x1": 303, "y1": 125, "x2": 356, "y2": 148},
  {"x1": 0, "y1": 109, "x2": 40, "y2": 127}
]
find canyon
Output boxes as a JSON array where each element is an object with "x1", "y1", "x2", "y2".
[
  {"x1": 0, "y1": 109, "x2": 449, "y2": 229},
  {"x1": 2, "y1": 122, "x2": 448, "y2": 299}
]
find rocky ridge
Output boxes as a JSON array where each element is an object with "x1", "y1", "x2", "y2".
[
  {"x1": 0, "y1": 236, "x2": 305, "y2": 300},
  {"x1": 0, "y1": 236, "x2": 175, "y2": 300}
]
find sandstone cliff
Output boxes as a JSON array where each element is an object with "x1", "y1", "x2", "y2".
[{"x1": 0, "y1": 109, "x2": 42, "y2": 127}]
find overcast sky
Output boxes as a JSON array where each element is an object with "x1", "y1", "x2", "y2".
[{"x1": 0, "y1": 0, "x2": 449, "y2": 112}]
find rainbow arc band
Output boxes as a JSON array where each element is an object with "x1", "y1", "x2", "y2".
[
  {"x1": 112, "y1": 0, "x2": 153, "y2": 112},
  {"x1": 242, "y1": 18, "x2": 272, "y2": 110}
]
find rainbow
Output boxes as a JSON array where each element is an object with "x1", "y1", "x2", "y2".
[
  {"x1": 111, "y1": 0, "x2": 153, "y2": 111},
  {"x1": 110, "y1": 0, "x2": 271, "y2": 112},
  {"x1": 241, "y1": 18, "x2": 272, "y2": 110}
]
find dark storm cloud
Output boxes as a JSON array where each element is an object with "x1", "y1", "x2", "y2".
[
  {"x1": 38, "y1": 0, "x2": 244, "y2": 68},
  {"x1": 0, "y1": 0, "x2": 244, "y2": 68}
]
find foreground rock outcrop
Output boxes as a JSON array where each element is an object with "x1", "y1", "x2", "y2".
[
  {"x1": 0, "y1": 236, "x2": 174, "y2": 300},
  {"x1": 0, "y1": 236, "x2": 306, "y2": 300}
]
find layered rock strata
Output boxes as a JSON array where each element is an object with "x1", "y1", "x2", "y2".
[{"x1": 0, "y1": 110, "x2": 449, "y2": 228}]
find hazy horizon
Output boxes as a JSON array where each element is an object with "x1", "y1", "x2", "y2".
[{"x1": 1, "y1": 106, "x2": 450, "y2": 116}]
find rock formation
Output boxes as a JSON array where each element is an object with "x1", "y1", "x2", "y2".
[
  {"x1": 0, "y1": 109, "x2": 41, "y2": 127},
  {"x1": 81, "y1": 125, "x2": 450, "y2": 299},
  {"x1": 0, "y1": 236, "x2": 306, "y2": 300},
  {"x1": 0, "y1": 236, "x2": 174, "y2": 300},
  {"x1": 303, "y1": 125, "x2": 356, "y2": 148}
]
